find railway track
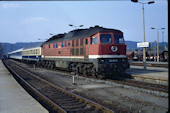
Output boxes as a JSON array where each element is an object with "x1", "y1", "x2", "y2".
[
  {"x1": 109, "y1": 78, "x2": 168, "y2": 93},
  {"x1": 79, "y1": 73, "x2": 168, "y2": 94},
  {"x1": 129, "y1": 62, "x2": 168, "y2": 68},
  {"x1": 6, "y1": 59, "x2": 168, "y2": 93},
  {"x1": 4, "y1": 60, "x2": 114, "y2": 113}
]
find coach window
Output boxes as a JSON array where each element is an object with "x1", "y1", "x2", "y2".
[
  {"x1": 53, "y1": 44, "x2": 55, "y2": 48},
  {"x1": 56, "y1": 43, "x2": 58, "y2": 48},
  {"x1": 85, "y1": 39, "x2": 88, "y2": 45},
  {"x1": 100, "y1": 34, "x2": 112, "y2": 44},
  {"x1": 91, "y1": 37, "x2": 98, "y2": 44}
]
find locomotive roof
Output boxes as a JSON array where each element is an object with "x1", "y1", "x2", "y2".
[{"x1": 43, "y1": 25, "x2": 122, "y2": 44}]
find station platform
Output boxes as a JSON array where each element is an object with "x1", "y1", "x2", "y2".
[
  {"x1": 126, "y1": 65, "x2": 168, "y2": 80},
  {"x1": 0, "y1": 60, "x2": 48, "y2": 113}
]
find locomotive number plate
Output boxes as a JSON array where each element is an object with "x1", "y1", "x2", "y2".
[{"x1": 109, "y1": 59, "x2": 118, "y2": 62}]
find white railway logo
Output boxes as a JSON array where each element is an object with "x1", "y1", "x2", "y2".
[{"x1": 111, "y1": 46, "x2": 118, "y2": 52}]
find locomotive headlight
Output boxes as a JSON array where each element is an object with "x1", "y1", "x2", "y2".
[{"x1": 111, "y1": 46, "x2": 118, "y2": 52}]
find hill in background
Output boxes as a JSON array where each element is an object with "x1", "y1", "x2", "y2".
[{"x1": 1, "y1": 42, "x2": 42, "y2": 56}]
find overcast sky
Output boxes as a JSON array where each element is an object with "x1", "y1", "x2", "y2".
[{"x1": 0, "y1": 0, "x2": 168, "y2": 44}]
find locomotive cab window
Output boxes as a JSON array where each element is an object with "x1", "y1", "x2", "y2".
[
  {"x1": 114, "y1": 34, "x2": 125, "y2": 44},
  {"x1": 100, "y1": 34, "x2": 112, "y2": 43},
  {"x1": 91, "y1": 37, "x2": 98, "y2": 44}
]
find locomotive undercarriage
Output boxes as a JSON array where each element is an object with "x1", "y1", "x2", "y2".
[
  {"x1": 39, "y1": 57, "x2": 130, "y2": 77},
  {"x1": 98, "y1": 58, "x2": 130, "y2": 76}
]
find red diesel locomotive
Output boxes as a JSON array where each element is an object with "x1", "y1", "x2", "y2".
[{"x1": 41, "y1": 25, "x2": 130, "y2": 76}]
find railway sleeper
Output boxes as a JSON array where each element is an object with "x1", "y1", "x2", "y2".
[
  {"x1": 61, "y1": 103, "x2": 87, "y2": 110},
  {"x1": 53, "y1": 94, "x2": 73, "y2": 98},
  {"x1": 59, "y1": 101, "x2": 84, "y2": 106},
  {"x1": 56, "y1": 99, "x2": 80, "y2": 105},
  {"x1": 66, "y1": 106, "x2": 96, "y2": 113},
  {"x1": 55, "y1": 97, "x2": 76, "y2": 102}
]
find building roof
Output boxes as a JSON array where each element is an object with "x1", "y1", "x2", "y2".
[{"x1": 43, "y1": 25, "x2": 122, "y2": 44}]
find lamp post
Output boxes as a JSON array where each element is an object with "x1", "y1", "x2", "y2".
[
  {"x1": 162, "y1": 31, "x2": 164, "y2": 49},
  {"x1": 154, "y1": 40, "x2": 156, "y2": 62},
  {"x1": 151, "y1": 27, "x2": 165, "y2": 62},
  {"x1": 131, "y1": 0, "x2": 154, "y2": 70},
  {"x1": 69, "y1": 24, "x2": 83, "y2": 29}
]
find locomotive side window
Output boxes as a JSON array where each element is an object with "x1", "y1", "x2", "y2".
[
  {"x1": 65, "y1": 42, "x2": 67, "y2": 47},
  {"x1": 100, "y1": 34, "x2": 112, "y2": 43},
  {"x1": 114, "y1": 34, "x2": 125, "y2": 44},
  {"x1": 85, "y1": 39, "x2": 88, "y2": 45},
  {"x1": 76, "y1": 48, "x2": 79, "y2": 55},
  {"x1": 91, "y1": 37, "x2": 98, "y2": 44},
  {"x1": 80, "y1": 39, "x2": 83, "y2": 46},
  {"x1": 68, "y1": 42, "x2": 71, "y2": 46},
  {"x1": 80, "y1": 48, "x2": 84, "y2": 55},
  {"x1": 76, "y1": 39, "x2": 79, "y2": 46},
  {"x1": 72, "y1": 40, "x2": 74, "y2": 47},
  {"x1": 62, "y1": 42, "x2": 64, "y2": 47},
  {"x1": 71, "y1": 48, "x2": 75, "y2": 55}
]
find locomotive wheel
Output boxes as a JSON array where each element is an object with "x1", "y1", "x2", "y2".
[
  {"x1": 51, "y1": 61, "x2": 55, "y2": 69},
  {"x1": 91, "y1": 67, "x2": 96, "y2": 77},
  {"x1": 50, "y1": 62, "x2": 54, "y2": 69},
  {"x1": 117, "y1": 66, "x2": 124, "y2": 74},
  {"x1": 83, "y1": 65, "x2": 88, "y2": 76},
  {"x1": 69, "y1": 63, "x2": 76, "y2": 72},
  {"x1": 117, "y1": 67, "x2": 121, "y2": 73},
  {"x1": 75, "y1": 65, "x2": 79, "y2": 75}
]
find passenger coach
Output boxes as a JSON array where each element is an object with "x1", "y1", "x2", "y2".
[
  {"x1": 8, "y1": 48, "x2": 23, "y2": 60},
  {"x1": 22, "y1": 44, "x2": 42, "y2": 63}
]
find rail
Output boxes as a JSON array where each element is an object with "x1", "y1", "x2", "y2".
[{"x1": 4, "y1": 60, "x2": 114, "y2": 113}]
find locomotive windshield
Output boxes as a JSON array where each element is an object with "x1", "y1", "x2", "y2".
[
  {"x1": 114, "y1": 34, "x2": 125, "y2": 44},
  {"x1": 100, "y1": 34, "x2": 112, "y2": 43}
]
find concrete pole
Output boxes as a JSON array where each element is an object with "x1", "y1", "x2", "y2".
[
  {"x1": 154, "y1": 40, "x2": 156, "y2": 62},
  {"x1": 157, "y1": 31, "x2": 159, "y2": 62},
  {"x1": 142, "y1": 4, "x2": 146, "y2": 69},
  {"x1": 162, "y1": 31, "x2": 164, "y2": 49}
]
